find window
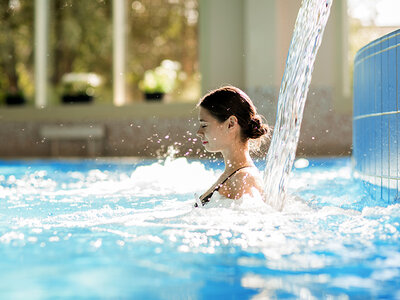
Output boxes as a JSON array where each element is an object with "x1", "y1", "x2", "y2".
[
  {"x1": 49, "y1": 0, "x2": 112, "y2": 105},
  {"x1": 127, "y1": 0, "x2": 199, "y2": 103},
  {"x1": 0, "y1": 0, "x2": 199, "y2": 106}
]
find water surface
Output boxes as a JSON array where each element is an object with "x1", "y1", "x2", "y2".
[{"x1": 0, "y1": 157, "x2": 399, "y2": 299}]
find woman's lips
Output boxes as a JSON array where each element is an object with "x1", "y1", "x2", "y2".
[{"x1": 202, "y1": 141, "x2": 208, "y2": 145}]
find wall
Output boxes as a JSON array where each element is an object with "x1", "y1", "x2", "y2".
[
  {"x1": 0, "y1": 104, "x2": 198, "y2": 158},
  {"x1": 353, "y1": 29, "x2": 400, "y2": 202}
]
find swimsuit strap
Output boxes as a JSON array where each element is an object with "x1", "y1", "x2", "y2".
[
  {"x1": 195, "y1": 165, "x2": 252, "y2": 207},
  {"x1": 215, "y1": 166, "x2": 251, "y2": 191}
]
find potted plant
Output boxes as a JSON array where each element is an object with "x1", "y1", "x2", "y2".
[
  {"x1": 139, "y1": 60, "x2": 181, "y2": 101},
  {"x1": 61, "y1": 72, "x2": 102, "y2": 104},
  {"x1": 1, "y1": 69, "x2": 26, "y2": 106},
  {"x1": 5, "y1": 90, "x2": 26, "y2": 105}
]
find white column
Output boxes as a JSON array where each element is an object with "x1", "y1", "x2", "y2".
[
  {"x1": 244, "y1": 0, "x2": 276, "y2": 89},
  {"x1": 113, "y1": 0, "x2": 126, "y2": 106},
  {"x1": 199, "y1": 0, "x2": 244, "y2": 94},
  {"x1": 34, "y1": 0, "x2": 49, "y2": 108}
]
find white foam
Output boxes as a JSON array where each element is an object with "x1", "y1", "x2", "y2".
[
  {"x1": 130, "y1": 157, "x2": 217, "y2": 195},
  {"x1": 3, "y1": 157, "x2": 400, "y2": 279}
]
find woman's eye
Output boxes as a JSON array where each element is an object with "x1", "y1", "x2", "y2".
[{"x1": 201, "y1": 125, "x2": 207, "y2": 128}]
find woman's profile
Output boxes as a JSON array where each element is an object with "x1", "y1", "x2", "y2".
[{"x1": 195, "y1": 85, "x2": 271, "y2": 207}]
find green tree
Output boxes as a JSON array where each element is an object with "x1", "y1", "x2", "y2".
[{"x1": 0, "y1": 0, "x2": 34, "y2": 101}]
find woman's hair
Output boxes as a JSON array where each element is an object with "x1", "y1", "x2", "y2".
[{"x1": 198, "y1": 86, "x2": 271, "y2": 141}]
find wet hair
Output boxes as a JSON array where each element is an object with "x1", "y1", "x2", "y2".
[{"x1": 198, "y1": 86, "x2": 271, "y2": 141}]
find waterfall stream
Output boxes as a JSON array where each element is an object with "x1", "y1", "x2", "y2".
[{"x1": 263, "y1": 0, "x2": 333, "y2": 210}]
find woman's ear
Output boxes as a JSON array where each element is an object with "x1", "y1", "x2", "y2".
[{"x1": 228, "y1": 116, "x2": 238, "y2": 129}]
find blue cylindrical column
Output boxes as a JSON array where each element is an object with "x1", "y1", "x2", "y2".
[{"x1": 353, "y1": 29, "x2": 400, "y2": 203}]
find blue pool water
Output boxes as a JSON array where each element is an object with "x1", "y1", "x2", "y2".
[{"x1": 0, "y1": 157, "x2": 399, "y2": 299}]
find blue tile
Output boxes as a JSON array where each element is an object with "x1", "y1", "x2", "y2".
[
  {"x1": 366, "y1": 123, "x2": 369, "y2": 172},
  {"x1": 361, "y1": 118, "x2": 365, "y2": 174},
  {"x1": 389, "y1": 114, "x2": 398, "y2": 203},
  {"x1": 353, "y1": 120, "x2": 357, "y2": 165},
  {"x1": 369, "y1": 42, "x2": 378, "y2": 58},
  {"x1": 367, "y1": 57, "x2": 373, "y2": 115},
  {"x1": 398, "y1": 112, "x2": 400, "y2": 181},
  {"x1": 382, "y1": 35, "x2": 393, "y2": 51},
  {"x1": 359, "y1": 65, "x2": 363, "y2": 117},
  {"x1": 382, "y1": 39, "x2": 389, "y2": 112},
  {"x1": 376, "y1": 115, "x2": 383, "y2": 199},
  {"x1": 389, "y1": 114, "x2": 398, "y2": 177},
  {"x1": 398, "y1": 33, "x2": 400, "y2": 114},
  {"x1": 359, "y1": 64, "x2": 364, "y2": 116},
  {"x1": 363, "y1": 118, "x2": 367, "y2": 172},
  {"x1": 397, "y1": 117, "x2": 400, "y2": 203},
  {"x1": 354, "y1": 62, "x2": 361, "y2": 117},
  {"x1": 359, "y1": 120, "x2": 363, "y2": 173},
  {"x1": 374, "y1": 51, "x2": 382, "y2": 114},
  {"x1": 388, "y1": 45, "x2": 397, "y2": 111},
  {"x1": 365, "y1": 48, "x2": 372, "y2": 115},
  {"x1": 389, "y1": 31, "x2": 399, "y2": 48},
  {"x1": 355, "y1": 62, "x2": 359, "y2": 112},
  {"x1": 382, "y1": 114, "x2": 389, "y2": 178},
  {"x1": 368, "y1": 116, "x2": 374, "y2": 176},
  {"x1": 358, "y1": 50, "x2": 364, "y2": 117}
]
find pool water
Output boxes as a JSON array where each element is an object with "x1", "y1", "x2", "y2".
[{"x1": 0, "y1": 157, "x2": 399, "y2": 299}]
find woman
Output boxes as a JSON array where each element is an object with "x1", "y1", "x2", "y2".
[{"x1": 195, "y1": 86, "x2": 271, "y2": 207}]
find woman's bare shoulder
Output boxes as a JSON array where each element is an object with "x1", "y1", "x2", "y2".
[{"x1": 218, "y1": 167, "x2": 263, "y2": 199}]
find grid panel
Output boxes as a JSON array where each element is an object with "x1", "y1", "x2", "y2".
[{"x1": 353, "y1": 29, "x2": 400, "y2": 203}]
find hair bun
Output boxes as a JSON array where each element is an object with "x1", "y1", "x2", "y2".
[{"x1": 245, "y1": 115, "x2": 271, "y2": 139}]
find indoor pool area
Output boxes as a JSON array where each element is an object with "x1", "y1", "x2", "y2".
[
  {"x1": 1, "y1": 0, "x2": 400, "y2": 299},
  {"x1": 0, "y1": 156, "x2": 399, "y2": 299}
]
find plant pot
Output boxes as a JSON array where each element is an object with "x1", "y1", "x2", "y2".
[
  {"x1": 5, "y1": 94, "x2": 26, "y2": 105},
  {"x1": 62, "y1": 94, "x2": 93, "y2": 104},
  {"x1": 144, "y1": 92, "x2": 164, "y2": 101}
]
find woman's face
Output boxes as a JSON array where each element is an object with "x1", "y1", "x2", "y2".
[{"x1": 196, "y1": 107, "x2": 229, "y2": 152}]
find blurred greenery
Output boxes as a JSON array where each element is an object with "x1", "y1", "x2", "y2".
[
  {"x1": 348, "y1": 12, "x2": 398, "y2": 93},
  {"x1": 0, "y1": 0, "x2": 199, "y2": 105},
  {"x1": 126, "y1": 0, "x2": 199, "y2": 102},
  {"x1": 138, "y1": 59, "x2": 181, "y2": 94},
  {"x1": 0, "y1": 0, "x2": 34, "y2": 103}
]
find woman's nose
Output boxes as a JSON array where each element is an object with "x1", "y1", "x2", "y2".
[{"x1": 196, "y1": 128, "x2": 203, "y2": 137}]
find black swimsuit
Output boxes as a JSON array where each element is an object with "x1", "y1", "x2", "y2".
[{"x1": 195, "y1": 166, "x2": 250, "y2": 207}]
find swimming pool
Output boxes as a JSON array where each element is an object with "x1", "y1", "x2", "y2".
[{"x1": 0, "y1": 157, "x2": 399, "y2": 299}]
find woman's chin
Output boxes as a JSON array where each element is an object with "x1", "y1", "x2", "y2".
[
  {"x1": 201, "y1": 142, "x2": 221, "y2": 153},
  {"x1": 202, "y1": 144, "x2": 211, "y2": 151},
  {"x1": 204, "y1": 146, "x2": 218, "y2": 153}
]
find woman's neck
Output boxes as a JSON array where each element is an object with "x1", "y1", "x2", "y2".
[{"x1": 222, "y1": 142, "x2": 253, "y2": 173}]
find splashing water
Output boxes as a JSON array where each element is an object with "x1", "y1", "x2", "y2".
[
  {"x1": 263, "y1": 0, "x2": 333, "y2": 210},
  {"x1": 2, "y1": 157, "x2": 400, "y2": 299}
]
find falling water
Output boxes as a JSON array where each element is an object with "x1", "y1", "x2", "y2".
[{"x1": 263, "y1": 0, "x2": 333, "y2": 210}]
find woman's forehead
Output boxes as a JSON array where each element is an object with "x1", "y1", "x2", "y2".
[{"x1": 198, "y1": 107, "x2": 213, "y2": 121}]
